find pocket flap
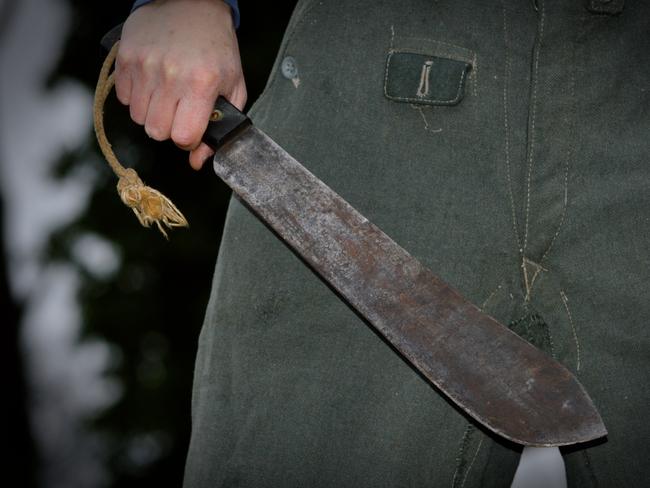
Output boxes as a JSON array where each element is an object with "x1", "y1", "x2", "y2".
[{"x1": 384, "y1": 52, "x2": 471, "y2": 106}]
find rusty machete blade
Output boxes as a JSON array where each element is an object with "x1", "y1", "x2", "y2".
[{"x1": 204, "y1": 98, "x2": 607, "y2": 447}]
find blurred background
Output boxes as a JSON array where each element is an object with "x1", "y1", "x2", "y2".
[{"x1": 1, "y1": 0, "x2": 296, "y2": 486}]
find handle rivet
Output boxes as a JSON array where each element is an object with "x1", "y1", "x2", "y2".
[{"x1": 210, "y1": 109, "x2": 224, "y2": 122}]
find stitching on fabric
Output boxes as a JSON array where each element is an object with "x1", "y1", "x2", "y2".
[
  {"x1": 540, "y1": 149, "x2": 569, "y2": 262},
  {"x1": 547, "y1": 316, "x2": 557, "y2": 358},
  {"x1": 501, "y1": 1, "x2": 522, "y2": 256},
  {"x1": 480, "y1": 283, "x2": 503, "y2": 311},
  {"x1": 384, "y1": 51, "x2": 469, "y2": 104},
  {"x1": 540, "y1": 46, "x2": 576, "y2": 264},
  {"x1": 388, "y1": 47, "x2": 473, "y2": 64},
  {"x1": 383, "y1": 53, "x2": 392, "y2": 100},
  {"x1": 522, "y1": 257, "x2": 546, "y2": 302},
  {"x1": 522, "y1": 0, "x2": 546, "y2": 255},
  {"x1": 541, "y1": 310, "x2": 558, "y2": 358},
  {"x1": 411, "y1": 105, "x2": 443, "y2": 133},
  {"x1": 460, "y1": 437, "x2": 484, "y2": 488},
  {"x1": 398, "y1": 36, "x2": 475, "y2": 57},
  {"x1": 560, "y1": 290, "x2": 581, "y2": 372},
  {"x1": 471, "y1": 52, "x2": 478, "y2": 97},
  {"x1": 451, "y1": 425, "x2": 475, "y2": 488}
]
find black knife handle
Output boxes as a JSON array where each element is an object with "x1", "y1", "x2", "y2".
[{"x1": 202, "y1": 97, "x2": 252, "y2": 150}]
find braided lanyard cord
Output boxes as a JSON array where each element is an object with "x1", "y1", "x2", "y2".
[{"x1": 93, "y1": 41, "x2": 188, "y2": 239}]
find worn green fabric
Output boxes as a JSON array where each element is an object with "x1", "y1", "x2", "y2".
[{"x1": 184, "y1": 0, "x2": 650, "y2": 486}]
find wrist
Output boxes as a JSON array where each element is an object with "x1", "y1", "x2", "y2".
[{"x1": 131, "y1": 0, "x2": 240, "y2": 29}]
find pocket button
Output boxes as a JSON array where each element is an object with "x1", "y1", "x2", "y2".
[{"x1": 281, "y1": 56, "x2": 299, "y2": 79}]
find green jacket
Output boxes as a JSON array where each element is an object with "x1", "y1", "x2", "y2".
[{"x1": 185, "y1": 1, "x2": 650, "y2": 486}]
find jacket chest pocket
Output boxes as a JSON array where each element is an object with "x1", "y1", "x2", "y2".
[{"x1": 384, "y1": 37, "x2": 476, "y2": 106}]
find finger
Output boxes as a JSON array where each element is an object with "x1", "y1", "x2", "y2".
[
  {"x1": 128, "y1": 55, "x2": 158, "y2": 125},
  {"x1": 129, "y1": 72, "x2": 153, "y2": 126},
  {"x1": 229, "y1": 81, "x2": 248, "y2": 111},
  {"x1": 171, "y1": 94, "x2": 214, "y2": 150},
  {"x1": 114, "y1": 54, "x2": 132, "y2": 106},
  {"x1": 145, "y1": 88, "x2": 178, "y2": 141},
  {"x1": 189, "y1": 143, "x2": 214, "y2": 171}
]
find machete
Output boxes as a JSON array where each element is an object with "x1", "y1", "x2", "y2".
[
  {"x1": 202, "y1": 98, "x2": 606, "y2": 447},
  {"x1": 100, "y1": 27, "x2": 606, "y2": 447}
]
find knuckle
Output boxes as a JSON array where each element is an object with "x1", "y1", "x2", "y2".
[
  {"x1": 116, "y1": 46, "x2": 136, "y2": 68},
  {"x1": 160, "y1": 57, "x2": 180, "y2": 81},
  {"x1": 188, "y1": 66, "x2": 219, "y2": 94},
  {"x1": 171, "y1": 127, "x2": 197, "y2": 148},
  {"x1": 136, "y1": 49, "x2": 159, "y2": 74},
  {"x1": 143, "y1": 54, "x2": 157, "y2": 73},
  {"x1": 145, "y1": 124, "x2": 167, "y2": 141}
]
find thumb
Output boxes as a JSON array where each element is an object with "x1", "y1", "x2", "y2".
[{"x1": 189, "y1": 143, "x2": 215, "y2": 171}]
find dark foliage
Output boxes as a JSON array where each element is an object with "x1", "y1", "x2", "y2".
[{"x1": 42, "y1": 1, "x2": 298, "y2": 485}]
